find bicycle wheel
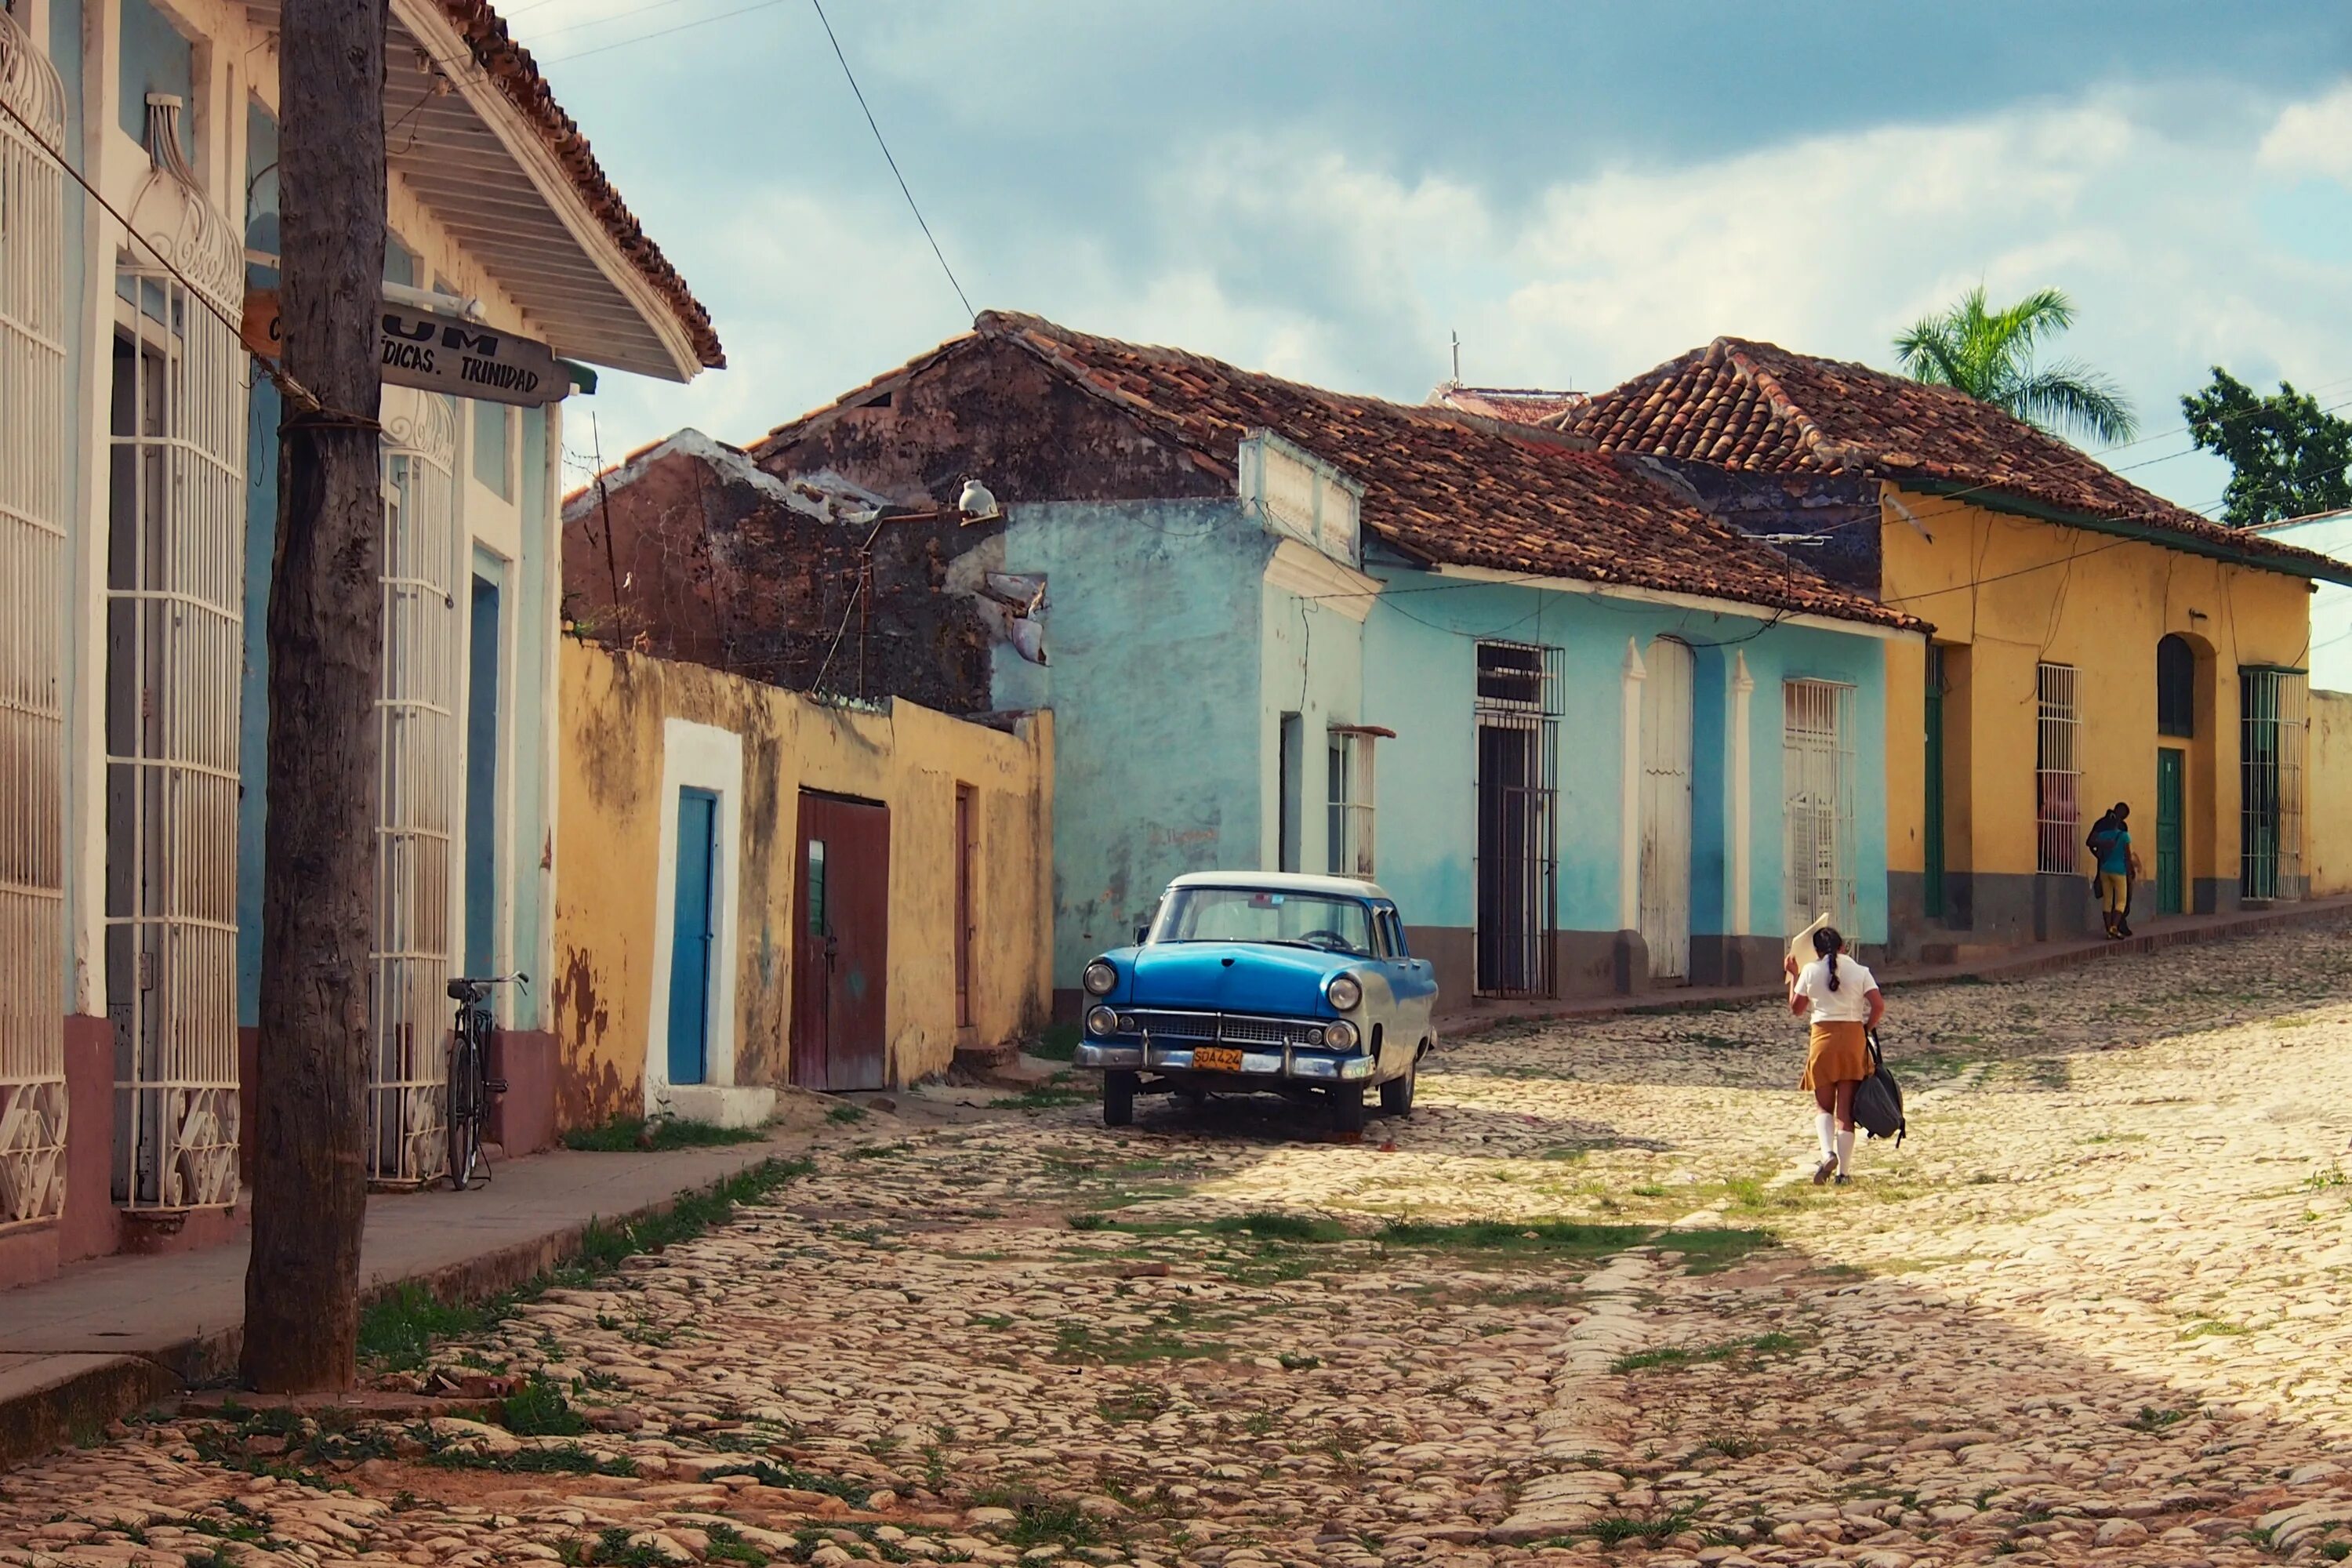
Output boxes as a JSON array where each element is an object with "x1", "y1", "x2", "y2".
[{"x1": 448, "y1": 1026, "x2": 483, "y2": 1191}]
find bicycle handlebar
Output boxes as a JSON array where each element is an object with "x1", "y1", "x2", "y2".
[{"x1": 447, "y1": 972, "x2": 529, "y2": 1001}]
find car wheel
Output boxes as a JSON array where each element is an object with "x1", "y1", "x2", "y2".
[
  {"x1": 1380, "y1": 1056, "x2": 1417, "y2": 1117},
  {"x1": 1104, "y1": 1070, "x2": 1138, "y2": 1127},
  {"x1": 1177, "y1": 1086, "x2": 1208, "y2": 1113},
  {"x1": 1330, "y1": 1082, "x2": 1366, "y2": 1134}
]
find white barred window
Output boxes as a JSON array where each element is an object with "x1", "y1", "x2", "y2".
[
  {"x1": 2034, "y1": 662, "x2": 2080, "y2": 876},
  {"x1": 0, "y1": 4, "x2": 71, "y2": 1227},
  {"x1": 106, "y1": 94, "x2": 246, "y2": 1210}
]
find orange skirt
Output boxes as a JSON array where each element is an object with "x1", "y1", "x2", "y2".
[{"x1": 1802, "y1": 1020, "x2": 1871, "y2": 1091}]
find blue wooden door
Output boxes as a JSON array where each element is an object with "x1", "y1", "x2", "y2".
[{"x1": 668, "y1": 788, "x2": 718, "y2": 1084}]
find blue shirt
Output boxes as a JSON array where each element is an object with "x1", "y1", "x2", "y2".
[{"x1": 2095, "y1": 826, "x2": 2131, "y2": 876}]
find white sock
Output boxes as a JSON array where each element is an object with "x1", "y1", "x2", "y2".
[
  {"x1": 1835, "y1": 1127, "x2": 1856, "y2": 1177},
  {"x1": 1815, "y1": 1112, "x2": 1837, "y2": 1162}
]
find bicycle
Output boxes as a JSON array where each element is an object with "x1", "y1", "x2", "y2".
[{"x1": 445, "y1": 972, "x2": 527, "y2": 1191}]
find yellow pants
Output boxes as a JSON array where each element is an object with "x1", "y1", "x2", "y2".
[{"x1": 2098, "y1": 871, "x2": 2129, "y2": 915}]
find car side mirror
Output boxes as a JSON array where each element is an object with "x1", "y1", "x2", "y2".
[{"x1": 1134, "y1": 926, "x2": 1149, "y2": 945}]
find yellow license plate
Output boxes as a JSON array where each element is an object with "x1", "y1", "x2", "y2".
[{"x1": 1193, "y1": 1047, "x2": 1244, "y2": 1073}]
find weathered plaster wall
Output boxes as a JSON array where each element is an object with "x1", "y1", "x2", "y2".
[
  {"x1": 2308, "y1": 690, "x2": 2352, "y2": 898},
  {"x1": 752, "y1": 335, "x2": 1229, "y2": 513},
  {"x1": 1882, "y1": 486, "x2": 2314, "y2": 945},
  {"x1": 561, "y1": 440, "x2": 1007, "y2": 714},
  {"x1": 553, "y1": 641, "x2": 1051, "y2": 1120},
  {"x1": 1635, "y1": 459, "x2": 1884, "y2": 594},
  {"x1": 992, "y1": 501, "x2": 1268, "y2": 993}
]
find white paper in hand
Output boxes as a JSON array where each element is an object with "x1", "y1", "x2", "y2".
[{"x1": 1788, "y1": 911, "x2": 1831, "y2": 958}]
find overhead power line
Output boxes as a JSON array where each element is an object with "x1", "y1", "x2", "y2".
[{"x1": 808, "y1": 0, "x2": 976, "y2": 321}]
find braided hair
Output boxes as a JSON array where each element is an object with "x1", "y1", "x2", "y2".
[{"x1": 1813, "y1": 925, "x2": 1846, "y2": 992}]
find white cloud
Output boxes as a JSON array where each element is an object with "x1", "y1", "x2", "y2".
[
  {"x1": 2259, "y1": 80, "x2": 2352, "y2": 183},
  {"x1": 569, "y1": 76, "x2": 2352, "y2": 519}
]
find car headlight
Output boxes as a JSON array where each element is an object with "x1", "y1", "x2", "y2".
[
  {"x1": 1326, "y1": 973, "x2": 1363, "y2": 1011},
  {"x1": 1324, "y1": 1018, "x2": 1359, "y2": 1052},
  {"x1": 1083, "y1": 960, "x2": 1119, "y2": 996},
  {"x1": 1085, "y1": 1005, "x2": 1119, "y2": 1037}
]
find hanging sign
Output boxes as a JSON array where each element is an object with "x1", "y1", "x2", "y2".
[{"x1": 240, "y1": 289, "x2": 567, "y2": 407}]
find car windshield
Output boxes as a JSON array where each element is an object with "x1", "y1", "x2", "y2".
[{"x1": 1151, "y1": 887, "x2": 1374, "y2": 955}]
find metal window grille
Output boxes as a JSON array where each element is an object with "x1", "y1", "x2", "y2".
[
  {"x1": 371, "y1": 393, "x2": 461, "y2": 1185},
  {"x1": 2241, "y1": 666, "x2": 2307, "y2": 902},
  {"x1": 1783, "y1": 680, "x2": 1857, "y2": 939},
  {"x1": 105, "y1": 272, "x2": 246, "y2": 1208},
  {"x1": 2034, "y1": 662, "x2": 2080, "y2": 876},
  {"x1": 0, "y1": 9, "x2": 70, "y2": 1227},
  {"x1": 1326, "y1": 731, "x2": 1375, "y2": 878},
  {"x1": 1474, "y1": 641, "x2": 1561, "y2": 997}
]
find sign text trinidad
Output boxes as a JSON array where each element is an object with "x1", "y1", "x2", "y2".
[{"x1": 241, "y1": 290, "x2": 565, "y2": 408}]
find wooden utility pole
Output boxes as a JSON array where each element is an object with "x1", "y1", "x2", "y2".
[{"x1": 241, "y1": 0, "x2": 389, "y2": 1392}]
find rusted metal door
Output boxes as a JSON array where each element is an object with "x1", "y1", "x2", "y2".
[{"x1": 792, "y1": 791, "x2": 891, "y2": 1090}]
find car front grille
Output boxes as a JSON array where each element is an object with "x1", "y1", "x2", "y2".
[{"x1": 1127, "y1": 1011, "x2": 1328, "y2": 1047}]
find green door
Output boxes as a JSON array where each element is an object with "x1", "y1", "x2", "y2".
[
  {"x1": 1923, "y1": 646, "x2": 1944, "y2": 918},
  {"x1": 2155, "y1": 748, "x2": 2185, "y2": 916}
]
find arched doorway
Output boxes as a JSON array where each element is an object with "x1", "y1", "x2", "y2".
[{"x1": 2154, "y1": 634, "x2": 2194, "y2": 914}]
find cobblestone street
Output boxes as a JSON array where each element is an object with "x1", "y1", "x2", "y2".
[{"x1": 8, "y1": 924, "x2": 2352, "y2": 1568}]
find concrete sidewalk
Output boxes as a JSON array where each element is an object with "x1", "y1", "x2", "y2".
[
  {"x1": 0, "y1": 1131, "x2": 802, "y2": 1467},
  {"x1": 1436, "y1": 893, "x2": 2352, "y2": 1038}
]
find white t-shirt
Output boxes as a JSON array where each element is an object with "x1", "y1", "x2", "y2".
[{"x1": 1793, "y1": 954, "x2": 1878, "y2": 1023}]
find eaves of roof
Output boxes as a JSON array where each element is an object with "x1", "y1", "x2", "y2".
[
  {"x1": 428, "y1": 0, "x2": 723, "y2": 371},
  {"x1": 1899, "y1": 478, "x2": 2352, "y2": 590}
]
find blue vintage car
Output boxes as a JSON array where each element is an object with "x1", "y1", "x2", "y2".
[{"x1": 1071, "y1": 872, "x2": 1439, "y2": 1131}]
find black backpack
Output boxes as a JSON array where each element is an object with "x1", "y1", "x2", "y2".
[{"x1": 1853, "y1": 1029, "x2": 1906, "y2": 1145}]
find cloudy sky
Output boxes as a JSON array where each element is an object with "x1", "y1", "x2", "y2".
[{"x1": 510, "y1": 1, "x2": 2352, "y2": 509}]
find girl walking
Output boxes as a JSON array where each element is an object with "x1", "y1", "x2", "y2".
[{"x1": 1784, "y1": 926, "x2": 1884, "y2": 1185}]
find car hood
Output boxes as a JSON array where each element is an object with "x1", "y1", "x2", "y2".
[{"x1": 1127, "y1": 943, "x2": 1346, "y2": 1014}]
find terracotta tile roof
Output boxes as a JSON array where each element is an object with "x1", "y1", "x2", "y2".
[
  {"x1": 1564, "y1": 336, "x2": 2342, "y2": 577},
  {"x1": 1429, "y1": 383, "x2": 1592, "y2": 425},
  {"x1": 936, "y1": 312, "x2": 1916, "y2": 630},
  {"x1": 434, "y1": 0, "x2": 724, "y2": 369}
]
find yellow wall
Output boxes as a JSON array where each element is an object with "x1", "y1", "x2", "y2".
[
  {"x1": 1881, "y1": 485, "x2": 2314, "y2": 917},
  {"x1": 2310, "y1": 691, "x2": 2352, "y2": 898},
  {"x1": 551, "y1": 641, "x2": 1054, "y2": 1123}
]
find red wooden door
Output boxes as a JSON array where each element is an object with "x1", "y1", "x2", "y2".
[{"x1": 792, "y1": 791, "x2": 891, "y2": 1091}]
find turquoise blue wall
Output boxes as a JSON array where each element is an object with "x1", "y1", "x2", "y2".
[
  {"x1": 1359, "y1": 572, "x2": 1892, "y2": 944},
  {"x1": 997, "y1": 500, "x2": 1269, "y2": 983},
  {"x1": 1741, "y1": 624, "x2": 1892, "y2": 943},
  {"x1": 508, "y1": 408, "x2": 552, "y2": 1027},
  {"x1": 116, "y1": 0, "x2": 191, "y2": 157},
  {"x1": 236, "y1": 103, "x2": 280, "y2": 1027}
]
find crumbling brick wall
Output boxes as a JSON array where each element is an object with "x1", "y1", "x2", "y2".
[{"x1": 562, "y1": 441, "x2": 1005, "y2": 713}]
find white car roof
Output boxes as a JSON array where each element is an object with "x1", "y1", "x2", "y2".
[{"x1": 1163, "y1": 869, "x2": 1392, "y2": 902}]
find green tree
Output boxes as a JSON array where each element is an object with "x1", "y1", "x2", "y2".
[
  {"x1": 1893, "y1": 285, "x2": 2137, "y2": 445},
  {"x1": 2180, "y1": 368, "x2": 2352, "y2": 528}
]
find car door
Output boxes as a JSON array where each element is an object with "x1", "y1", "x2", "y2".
[{"x1": 1374, "y1": 903, "x2": 1438, "y2": 1072}]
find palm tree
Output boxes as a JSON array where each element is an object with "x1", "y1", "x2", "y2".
[{"x1": 1893, "y1": 286, "x2": 2138, "y2": 445}]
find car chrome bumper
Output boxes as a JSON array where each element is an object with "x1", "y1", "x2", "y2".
[{"x1": 1073, "y1": 1040, "x2": 1374, "y2": 1081}]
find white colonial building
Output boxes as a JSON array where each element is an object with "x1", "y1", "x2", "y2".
[{"x1": 0, "y1": 0, "x2": 719, "y2": 1283}]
